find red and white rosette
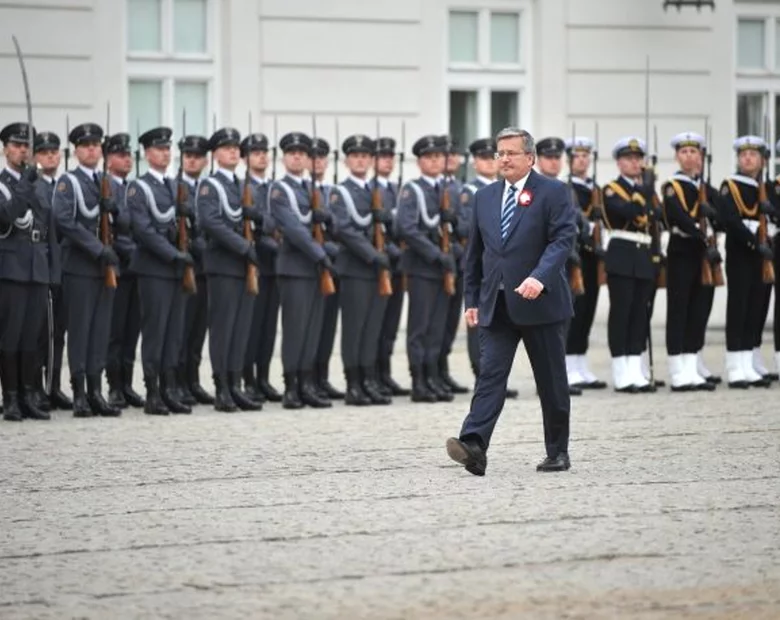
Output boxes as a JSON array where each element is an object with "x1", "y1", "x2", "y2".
[{"x1": 518, "y1": 189, "x2": 533, "y2": 207}]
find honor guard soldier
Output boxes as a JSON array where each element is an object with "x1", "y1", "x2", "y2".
[
  {"x1": 437, "y1": 137, "x2": 468, "y2": 394},
  {"x1": 602, "y1": 137, "x2": 657, "y2": 393},
  {"x1": 196, "y1": 127, "x2": 263, "y2": 412},
  {"x1": 126, "y1": 126, "x2": 194, "y2": 415},
  {"x1": 372, "y1": 137, "x2": 409, "y2": 396},
  {"x1": 662, "y1": 132, "x2": 719, "y2": 391},
  {"x1": 104, "y1": 133, "x2": 145, "y2": 409},
  {"x1": 0, "y1": 122, "x2": 59, "y2": 421},
  {"x1": 270, "y1": 132, "x2": 335, "y2": 409},
  {"x1": 719, "y1": 136, "x2": 774, "y2": 388},
  {"x1": 240, "y1": 132, "x2": 282, "y2": 403},
  {"x1": 53, "y1": 123, "x2": 122, "y2": 417},
  {"x1": 177, "y1": 134, "x2": 214, "y2": 405},
  {"x1": 329, "y1": 134, "x2": 392, "y2": 405},
  {"x1": 311, "y1": 137, "x2": 344, "y2": 400},
  {"x1": 771, "y1": 139, "x2": 780, "y2": 377},
  {"x1": 397, "y1": 134, "x2": 456, "y2": 402},
  {"x1": 564, "y1": 136, "x2": 607, "y2": 390},
  {"x1": 33, "y1": 131, "x2": 68, "y2": 411}
]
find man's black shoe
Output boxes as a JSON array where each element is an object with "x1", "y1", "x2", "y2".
[
  {"x1": 536, "y1": 453, "x2": 571, "y2": 472},
  {"x1": 446, "y1": 437, "x2": 487, "y2": 477}
]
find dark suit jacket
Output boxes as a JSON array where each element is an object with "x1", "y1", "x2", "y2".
[{"x1": 464, "y1": 169, "x2": 576, "y2": 327}]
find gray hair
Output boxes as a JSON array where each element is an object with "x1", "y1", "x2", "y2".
[{"x1": 495, "y1": 127, "x2": 535, "y2": 155}]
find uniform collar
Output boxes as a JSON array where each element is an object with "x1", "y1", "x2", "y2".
[
  {"x1": 475, "y1": 174, "x2": 496, "y2": 186},
  {"x1": 183, "y1": 173, "x2": 199, "y2": 187},
  {"x1": 147, "y1": 168, "x2": 166, "y2": 184},
  {"x1": 420, "y1": 174, "x2": 438, "y2": 187},
  {"x1": 111, "y1": 174, "x2": 127, "y2": 185},
  {"x1": 375, "y1": 175, "x2": 389, "y2": 188},
  {"x1": 4, "y1": 167, "x2": 21, "y2": 181},
  {"x1": 620, "y1": 175, "x2": 637, "y2": 187},
  {"x1": 250, "y1": 173, "x2": 267, "y2": 185},
  {"x1": 78, "y1": 164, "x2": 98, "y2": 178},
  {"x1": 285, "y1": 173, "x2": 304, "y2": 185},
  {"x1": 730, "y1": 173, "x2": 759, "y2": 187},
  {"x1": 217, "y1": 167, "x2": 236, "y2": 183},
  {"x1": 348, "y1": 174, "x2": 369, "y2": 189}
]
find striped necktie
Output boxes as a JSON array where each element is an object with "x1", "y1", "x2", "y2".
[{"x1": 500, "y1": 185, "x2": 517, "y2": 241}]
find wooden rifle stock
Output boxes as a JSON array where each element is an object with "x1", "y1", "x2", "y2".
[
  {"x1": 99, "y1": 175, "x2": 117, "y2": 289},
  {"x1": 371, "y1": 184, "x2": 393, "y2": 297},
  {"x1": 697, "y1": 182, "x2": 723, "y2": 288},
  {"x1": 650, "y1": 193, "x2": 666, "y2": 289},
  {"x1": 591, "y1": 186, "x2": 607, "y2": 286},
  {"x1": 569, "y1": 263, "x2": 585, "y2": 295},
  {"x1": 439, "y1": 184, "x2": 456, "y2": 296},
  {"x1": 240, "y1": 181, "x2": 260, "y2": 295},
  {"x1": 176, "y1": 180, "x2": 197, "y2": 294},
  {"x1": 311, "y1": 185, "x2": 336, "y2": 296},
  {"x1": 758, "y1": 182, "x2": 775, "y2": 284}
]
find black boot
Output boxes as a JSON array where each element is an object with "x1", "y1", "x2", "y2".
[
  {"x1": 439, "y1": 357, "x2": 468, "y2": 394},
  {"x1": 229, "y1": 371, "x2": 262, "y2": 411},
  {"x1": 143, "y1": 372, "x2": 169, "y2": 416},
  {"x1": 32, "y1": 364, "x2": 51, "y2": 412},
  {"x1": 189, "y1": 361, "x2": 215, "y2": 405},
  {"x1": 379, "y1": 357, "x2": 410, "y2": 396},
  {"x1": 373, "y1": 361, "x2": 392, "y2": 397},
  {"x1": 161, "y1": 369, "x2": 191, "y2": 414},
  {"x1": 361, "y1": 366, "x2": 391, "y2": 405},
  {"x1": 257, "y1": 365, "x2": 283, "y2": 402},
  {"x1": 344, "y1": 367, "x2": 372, "y2": 406},
  {"x1": 177, "y1": 364, "x2": 197, "y2": 406},
  {"x1": 49, "y1": 364, "x2": 73, "y2": 410},
  {"x1": 122, "y1": 362, "x2": 146, "y2": 408},
  {"x1": 425, "y1": 364, "x2": 454, "y2": 402},
  {"x1": 71, "y1": 374, "x2": 92, "y2": 418},
  {"x1": 87, "y1": 374, "x2": 121, "y2": 417},
  {"x1": 300, "y1": 370, "x2": 332, "y2": 408},
  {"x1": 410, "y1": 365, "x2": 437, "y2": 403},
  {"x1": 243, "y1": 365, "x2": 265, "y2": 404},
  {"x1": 20, "y1": 353, "x2": 50, "y2": 420},
  {"x1": 316, "y1": 362, "x2": 344, "y2": 400},
  {"x1": 107, "y1": 364, "x2": 128, "y2": 409},
  {"x1": 213, "y1": 374, "x2": 237, "y2": 412},
  {"x1": 282, "y1": 372, "x2": 304, "y2": 409},
  {"x1": 1, "y1": 352, "x2": 23, "y2": 422}
]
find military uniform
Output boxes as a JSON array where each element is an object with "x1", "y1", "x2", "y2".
[
  {"x1": 52, "y1": 123, "x2": 122, "y2": 417},
  {"x1": 720, "y1": 136, "x2": 774, "y2": 388},
  {"x1": 661, "y1": 132, "x2": 719, "y2": 392},
  {"x1": 0, "y1": 122, "x2": 59, "y2": 421},
  {"x1": 330, "y1": 134, "x2": 392, "y2": 406},
  {"x1": 396, "y1": 135, "x2": 455, "y2": 402},
  {"x1": 269, "y1": 132, "x2": 333, "y2": 409},
  {"x1": 602, "y1": 138, "x2": 657, "y2": 393},
  {"x1": 196, "y1": 127, "x2": 263, "y2": 412},
  {"x1": 771, "y1": 141, "x2": 780, "y2": 378},
  {"x1": 104, "y1": 133, "x2": 145, "y2": 410}
]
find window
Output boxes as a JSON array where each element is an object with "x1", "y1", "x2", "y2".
[
  {"x1": 737, "y1": 19, "x2": 766, "y2": 70},
  {"x1": 127, "y1": 0, "x2": 208, "y2": 57},
  {"x1": 174, "y1": 0, "x2": 207, "y2": 54},
  {"x1": 128, "y1": 80, "x2": 163, "y2": 133},
  {"x1": 447, "y1": 9, "x2": 522, "y2": 67},
  {"x1": 490, "y1": 13, "x2": 519, "y2": 64},
  {"x1": 449, "y1": 91, "x2": 478, "y2": 150},
  {"x1": 128, "y1": 0, "x2": 162, "y2": 53},
  {"x1": 490, "y1": 91, "x2": 518, "y2": 135},
  {"x1": 449, "y1": 12, "x2": 478, "y2": 63},
  {"x1": 737, "y1": 93, "x2": 765, "y2": 137}
]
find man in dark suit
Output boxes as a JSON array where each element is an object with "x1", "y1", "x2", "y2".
[{"x1": 446, "y1": 127, "x2": 577, "y2": 476}]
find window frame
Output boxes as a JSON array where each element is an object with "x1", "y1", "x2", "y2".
[{"x1": 127, "y1": 0, "x2": 214, "y2": 61}]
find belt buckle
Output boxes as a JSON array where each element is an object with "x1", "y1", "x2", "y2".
[{"x1": 31, "y1": 230, "x2": 40, "y2": 242}]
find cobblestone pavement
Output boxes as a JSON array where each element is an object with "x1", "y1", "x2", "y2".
[{"x1": 1, "y1": 326, "x2": 779, "y2": 619}]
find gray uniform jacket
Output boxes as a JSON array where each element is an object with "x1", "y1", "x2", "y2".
[
  {"x1": 397, "y1": 177, "x2": 446, "y2": 280},
  {"x1": 246, "y1": 176, "x2": 278, "y2": 276},
  {"x1": 330, "y1": 178, "x2": 380, "y2": 280},
  {"x1": 112, "y1": 177, "x2": 136, "y2": 272}
]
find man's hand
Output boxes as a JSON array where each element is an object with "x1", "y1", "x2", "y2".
[
  {"x1": 464, "y1": 308, "x2": 478, "y2": 328},
  {"x1": 515, "y1": 277, "x2": 544, "y2": 300},
  {"x1": 100, "y1": 246, "x2": 120, "y2": 266},
  {"x1": 173, "y1": 251, "x2": 195, "y2": 266},
  {"x1": 312, "y1": 209, "x2": 332, "y2": 225}
]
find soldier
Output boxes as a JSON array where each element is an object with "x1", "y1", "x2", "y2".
[
  {"x1": 240, "y1": 132, "x2": 281, "y2": 403},
  {"x1": 177, "y1": 134, "x2": 213, "y2": 405},
  {"x1": 0, "y1": 122, "x2": 58, "y2": 421},
  {"x1": 397, "y1": 135, "x2": 456, "y2": 402},
  {"x1": 661, "y1": 132, "x2": 719, "y2": 391},
  {"x1": 52, "y1": 123, "x2": 122, "y2": 417},
  {"x1": 459, "y1": 138, "x2": 518, "y2": 400},
  {"x1": 311, "y1": 137, "x2": 344, "y2": 400},
  {"x1": 329, "y1": 134, "x2": 392, "y2": 405},
  {"x1": 269, "y1": 132, "x2": 335, "y2": 409},
  {"x1": 564, "y1": 136, "x2": 607, "y2": 390},
  {"x1": 602, "y1": 137, "x2": 657, "y2": 393},
  {"x1": 33, "y1": 131, "x2": 69, "y2": 411},
  {"x1": 719, "y1": 136, "x2": 774, "y2": 388},
  {"x1": 196, "y1": 127, "x2": 263, "y2": 412},
  {"x1": 373, "y1": 137, "x2": 409, "y2": 396},
  {"x1": 772, "y1": 139, "x2": 780, "y2": 378},
  {"x1": 437, "y1": 137, "x2": 468, "y2": 394},
  {"x1": 104, "y1": 133, "x2": 145, "y2": 409},
  {"x1": 125, "y1": 127, "x2": 194, "y2": 415}
]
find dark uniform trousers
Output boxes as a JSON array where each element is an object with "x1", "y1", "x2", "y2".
[
  {"x1": 407, "y1": 276, "x2": 449, "y2": 368},
  {"x1": 566, "y1": 251, "x2": 600, "y2": 355},
  {"x1": 181, "y1": 273, "x2": 208, "y2": 370},
  {"x1": 775, "y1": 232, "x2": 780, "y2": 353},
  {"x1": 378, "y1": 273, "x2": 404, "y2": 361},
  {"x1": 279, "y1": 277, "x2": 324, "y2": 372},
  {"x1": 208, "y1": 276, "x2": 255, "y2": 374},
  {"x1": 665, "y1": 240, "x2": 711, "y2": 354},
  {"x1": 725, "y1": 244, "x2": 765, "y2": 352}
]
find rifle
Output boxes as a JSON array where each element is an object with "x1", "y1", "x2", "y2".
[
  {"x1": 134, "y1": 119, "x2": 141, "y2": 177},
  {"x1": 399, "y1": 120, "x2": 408, "y2": 292},
  {"x1": 271, "y1": 116, "x2": 282, "y2": 243},
  {"x1": 699, "y1": 119, "x2": 724, "y2": 287},
  {"x1": 64, "y1": 115, "x2": 71, "y2": 171},
  {"x1": 567, "y1": 122, "x2": 585, "y2": 296},
  {"x1": 439, "y1": 171, "x2": 456, "y2": 296},
  {"x1": 646, "y1": 130, "x2": 666, "y2": 288},
  {"x1": 373, "y1": 120, "x2": 393, "y2": 297},
  {"x1": 242, "y1": 113, "x2": 260, "y2": 296},
  {"x1": 592, "y1": 121, "x2": 607, "y2": 286},
  {"x1": 99, "y1": 102, "x2": 118, "y2": 289},
  {"x1": 311, "y1": 116, "x2": 336, "y2": 296},
  {"x1": 176, "y1": 109, "x2": 197, "y2": 294},
  {"x1": 759, "y1": 116, "x2": 775, "y2": 284},
  {"x1": 333, "y1": 119, "x2": 340, "y2": 185}
]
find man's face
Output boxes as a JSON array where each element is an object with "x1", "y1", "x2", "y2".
[
  {"x1": 418, "y1": 152, "x2": 445, "y2": 177},
  {"x1": 675, "y1": 146, "x2": 701, "y2": 175},
  {"x1": 617, "y1": 153, "x2": 644, "y2": 178},
  {"x1": 314, "y1": 155, "x2": 328, "y2": 177},
  {"x1": 215, "y1": 144, "x2": 240, "y2": 169},
  {"x1": 4, "y1": 142, "x2": 29, "y2": 169},
  {"x1": 36, "y1": 148, "x2": 61, "y2": 175},
  {"x1": 446, "y1": 153, "x2": 462, "y2": 175},
  {"x1": 182, "y1": 152, "x2": 207, "y2": 177},
  {"x1": 346, "y1": 152, "x2": 371, "y2": 177},
  {"x1": 107, "y1": 152, "x2": 132, "y2": 177},
  {"x1": 571, "y1": 150, "x2": 591, "y2": 176},
  {"x1": 496, "y1": 136, "x2": 534, "y2": 182},
  {"x1": 738, "y1": 149, "x2": 762, "y2": 176},
  {"x1": 473, "y1": 154, "x2": 498, "y2": 178},
  {"x1": 375, "y1": 154, "x2": 394, "y2": 176},
  {"x1": 145, "y1": 145, "x2": 171, "y2": 171},
  {"x1": 247, "y1": 150, "x2": 268, "y2": 174},
  {"x1": 537, "y1": 154, "x2": 563, "y2": 178},
  {"x1": 283, "y1": 148, "x2": 308, "y2": 175},
  {"x1": 75, "y1": 141, "x2": 102, "y2": 168}
]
